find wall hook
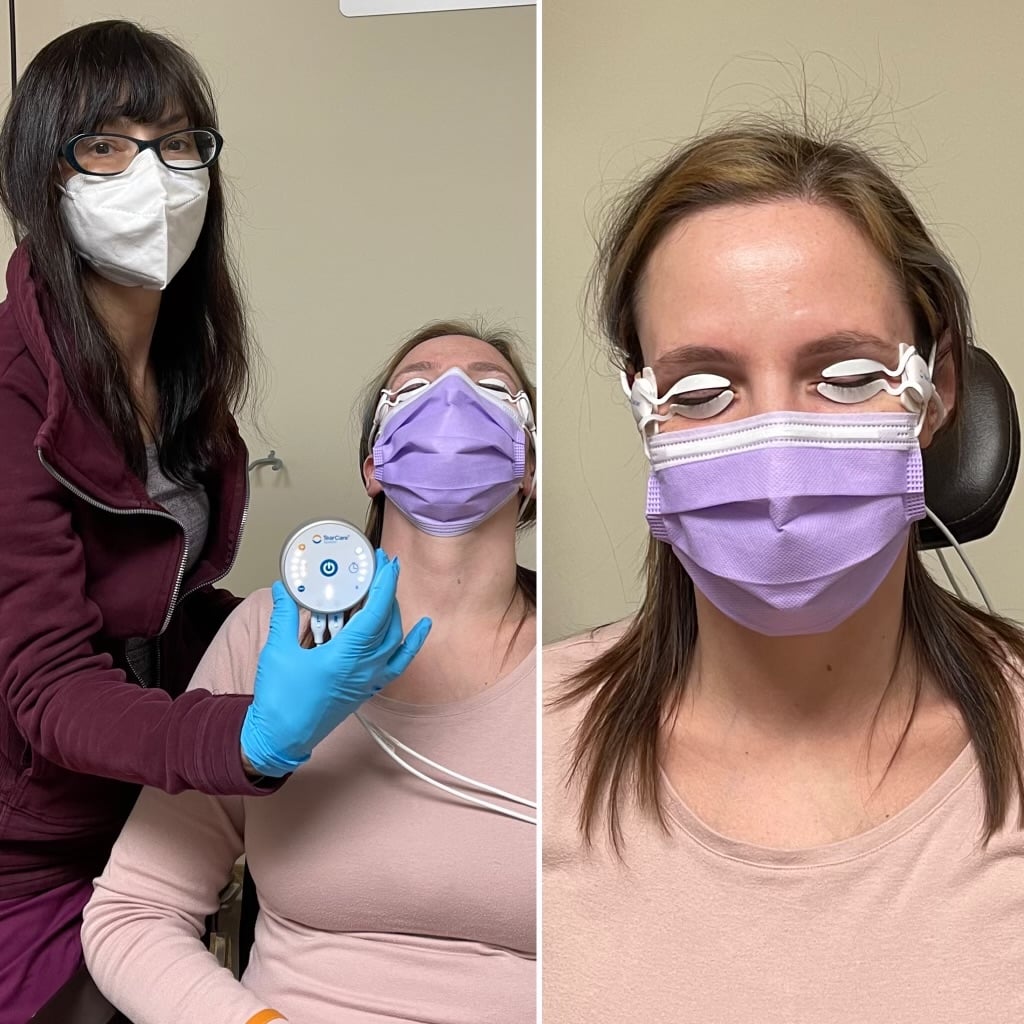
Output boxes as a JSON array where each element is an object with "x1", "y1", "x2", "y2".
[{"x1": 248, "y1": 450, "x2": 284, "y2": 473}]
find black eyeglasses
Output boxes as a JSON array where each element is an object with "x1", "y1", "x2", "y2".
[{"x1": 62, "y1": 127, "x2": 224, "y2": 177}]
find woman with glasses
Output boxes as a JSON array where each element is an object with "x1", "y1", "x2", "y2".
[{"x1": 0, "y1": 22, "x2": 427, "y2": 1020}]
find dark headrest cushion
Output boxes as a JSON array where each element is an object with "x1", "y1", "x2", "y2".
[{"x1": 917, "y1": 346, "x2": 1020, "y2": 549}]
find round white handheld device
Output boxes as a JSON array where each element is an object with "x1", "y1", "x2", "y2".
[{"x1": 279, "y1": 519, "x2": 376, "y2": 615}]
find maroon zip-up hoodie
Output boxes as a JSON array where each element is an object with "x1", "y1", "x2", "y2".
[{"x1": 0, "y1": 243, "x2": 278, "y2": 899}]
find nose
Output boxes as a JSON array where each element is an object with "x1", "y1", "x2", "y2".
[
  {"x1": 744, "y1": 370, "x2": 807, "y2": 417},
  {"x1": 124, "y1": 147, "x2": 164, "y2": 179}
]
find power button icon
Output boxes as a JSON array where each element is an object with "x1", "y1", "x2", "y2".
[{"x1": 320, "y1": 559, "x2": 339, "y2": 577}]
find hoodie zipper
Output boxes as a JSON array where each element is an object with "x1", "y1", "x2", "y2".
[
  {"x1": 38, "y1": 449, "x2": 250, "y2": 628},
  {"x1": 39, "y1": 449, "x2": 189, "y2": 635},
  {"x1": 153, "y1": 471, "x2": 250, "y2": 690},
  {"x1": 177, "y1": 469, "x2": 250, "y2": 605}
]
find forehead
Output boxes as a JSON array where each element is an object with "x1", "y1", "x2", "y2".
[
  {"x1": 98, "y1": 111, "x2": 189, "y2": 132},
  {"x1": 391, "y1": 335, "x2": 520, "y2": 383},
  {"x1": 635, "y1": 199, "x2": 913, "y2": 369}
]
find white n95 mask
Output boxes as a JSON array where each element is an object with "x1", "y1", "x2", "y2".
[{"x1": 60, "y1": 150, "x2": 210, "y2": 290}]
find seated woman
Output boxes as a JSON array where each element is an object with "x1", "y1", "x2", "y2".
[
  {"x1": 543, "y1": 122, "x2": 1024, "y2": 1022},
  {"x1": 82, "y1": 321, "x2": 537, "y2": 1024}
]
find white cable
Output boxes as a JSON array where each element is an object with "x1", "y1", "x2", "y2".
[
  {"x1": 935, "y1": 548, "x2": 966, "y2": 601},
  {"x1": 356, "y1": 712, "x2": 536, "y2": 809},
  {"x1": 311, "y1": 613, "x2": 327, "y2": 646},
  {"x1": 311, "y1": 631, "x2": 535, "y2": 824},
  {"x1": 357, "y1": 715, "x2": 536, "y2": 825},
  {"x1": 925, "y1": 506, "x2": 995, "y2": 612}
]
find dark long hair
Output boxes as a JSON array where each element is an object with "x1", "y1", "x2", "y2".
[
  {"x1": 357, "y1": 318, "x2": 537, "y2": 616},
  {"x1": 0, "y1": 20, "x2": 254, "y2": 486},
  {"x1": 558, "y1": 120, "x2": 1024, "y2": 850}
]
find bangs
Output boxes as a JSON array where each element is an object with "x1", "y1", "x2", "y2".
[{"x1": 63, "y1": 22, "x2": 216, "y2": 136}]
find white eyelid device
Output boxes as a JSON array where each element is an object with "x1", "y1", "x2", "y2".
[
  {"x1": 818, "y1": 343, "x2": 946, "y2": 435},
  {"x1": 622, "y1": 367, "x2": 735, "y2": 453}
]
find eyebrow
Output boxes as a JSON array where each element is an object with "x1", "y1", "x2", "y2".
[
  {"x1": 104, "y1": 112, "x2": 190, "y2": 133},
  {"x1": 651, "y1": 331, "x2": 899, "y2": 371},
  {"x1": 390, "y1": 359, "x2": 520, "y2": 385},
  {"x1": 799, "y1": 332, "x2": 898, "y2": 362},
  {"x1": 467, "y1": 361, "x2": 517, "y2": 380},
  {"x1": 391, "y1": 360, "x2": 436, "y2": 377}
]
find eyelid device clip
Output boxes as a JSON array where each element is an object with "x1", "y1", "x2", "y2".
[
  {"x1": 622, "y1": 366, "x2": 734, "y2": 453},
  {"x1": 818, "y1": 343, "x2": 946, "y2": 435}
]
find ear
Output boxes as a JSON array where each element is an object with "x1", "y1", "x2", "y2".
[
  {"x1": 362, "y1": 453, "x2": 383, "y2": 497},
  {"x1": 55, "y1": 155, "x2": 76, "y2": 190},
  {"x1": 919, "y1": 335, "x2": 956, "y2": 449},
  {"x1": 522, "y1": 447, "x2": 536, "y2": 499}
]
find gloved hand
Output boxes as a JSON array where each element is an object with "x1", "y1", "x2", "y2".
[{"x1": 240, "y1": 550, "x2": 431, "y2": 777}]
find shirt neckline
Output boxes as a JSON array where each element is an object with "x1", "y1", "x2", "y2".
[
  {"x1": 660, "y1": 737, "x2": 979, "y2": 869},
  {"x1": 369, "y1": 646, "x2": 536, "y2": 719}
]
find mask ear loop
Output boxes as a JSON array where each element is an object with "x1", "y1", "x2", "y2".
[{"x1": 516, "y1": 397, "x2": 538, "y2": 522}]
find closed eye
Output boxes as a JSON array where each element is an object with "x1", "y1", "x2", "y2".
[
  {"x1": 817, "y1": 375, "x2": 890, "y2": 404},
  {"x1": 661, "y1": 373, "x2": 734, "y2": 420},
  {"x1": 389, "y1": 377, "x2": 431, "y2": 397},
  {"x1": 818, "y1": 356, "x2": 898, "y2": 405},
  {"x1": 477, "y1": 377, "x2": 517, "y2": 395},
  {"x1": 673, "y1": 388, "x2": 728, "y2": 406}
]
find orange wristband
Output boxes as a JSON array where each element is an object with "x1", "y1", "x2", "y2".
[{"x1": 245, "y1": 1012, "x2": 285, "y2": 1024}]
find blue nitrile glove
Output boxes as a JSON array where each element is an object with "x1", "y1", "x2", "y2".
[{"x1": 240, "y1": 551, "x2": 431, "y2": 777}]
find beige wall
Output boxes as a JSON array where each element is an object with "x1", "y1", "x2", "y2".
[
  {"x1": 1, "y1": 0, "x2": 535, "y2": 594},
  {"x1": 543, "y1": 0, "x2": 1024, "y2": 641}
]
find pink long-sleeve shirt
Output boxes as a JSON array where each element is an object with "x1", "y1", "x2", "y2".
[
  {"x1": 82, "y1": 589, "x2": 536, "y2": 1024},
  {"x1": 543, "y1": 624, "x2": 1024, "y2": 1023}
]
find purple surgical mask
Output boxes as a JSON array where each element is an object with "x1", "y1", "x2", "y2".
[
  {"x1": 644, "y1": 412, "x2": 926, "y2": 635},
  {"x1": 371, "y1": 368, "x2": 534, "y2": 537}
]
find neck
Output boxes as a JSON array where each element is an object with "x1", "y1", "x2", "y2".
[
  {"x1": 376, "y1": 500, "x2": 534, "y2": 702},
  {"x1": 683, "y1": 547, "x2": 914, "y2": 742},
  {"x1": 85, "y1": 271, "x2": 162, "y2": 389}
]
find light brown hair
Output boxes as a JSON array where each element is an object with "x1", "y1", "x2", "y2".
[{"x1": 558, "y1": 120, "x2": 1024, "y2": 850}]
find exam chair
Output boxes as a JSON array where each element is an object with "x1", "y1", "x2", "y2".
[{"x1": 918, "y1": 346, "x2": 1020, "y2": 548}]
